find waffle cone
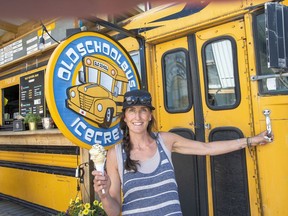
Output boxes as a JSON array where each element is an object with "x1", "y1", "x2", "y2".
[{"x1": 95, "y1": 163, "x2": 105, "y2": 175}]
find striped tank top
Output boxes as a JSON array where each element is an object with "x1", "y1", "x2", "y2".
[{"x1": 121, "y1": 137, "x2": 183, "y2": 216}]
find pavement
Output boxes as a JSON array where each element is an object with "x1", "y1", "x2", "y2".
[{"x1": 0, "y1": 199, "x2": 55, "y2": 216}]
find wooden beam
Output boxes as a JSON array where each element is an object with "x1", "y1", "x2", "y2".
[{"x1": 0, "y1": 20, "x2": 18, "y2": 34}]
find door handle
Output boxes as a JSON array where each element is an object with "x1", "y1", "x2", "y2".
[{"x1": 263, "y1": 109, "x2": 273, "y2": 142}]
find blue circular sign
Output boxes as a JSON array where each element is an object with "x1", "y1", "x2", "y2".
[{"x1": 46, "y1": 31, "x2": 140, "y2": 149}]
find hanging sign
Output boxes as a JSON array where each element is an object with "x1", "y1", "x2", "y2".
[{"x1": 45, "y1": 31, "x2": 140, "y2": 149}]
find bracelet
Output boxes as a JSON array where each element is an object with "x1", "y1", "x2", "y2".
[
  {"x1": 246, "y1": 137, "x2": 255, "y2": 159},
  {"x1": 246, "y1": 137, "x2": 252, "y2": 148}
]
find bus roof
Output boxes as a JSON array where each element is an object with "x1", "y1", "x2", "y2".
[{"x1": 115, "y1": 0, "x2": 270, "y2": 43}]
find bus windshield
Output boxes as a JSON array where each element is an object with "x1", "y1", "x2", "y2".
[{"x1": 100, "y1": 72, "x2": 113, "y2": 92}]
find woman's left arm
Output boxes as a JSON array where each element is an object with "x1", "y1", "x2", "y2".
[{"x1": 160, "y1": 130, "x2": 273, "y2": 156}]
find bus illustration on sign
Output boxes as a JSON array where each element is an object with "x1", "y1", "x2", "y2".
[{"x1": 66, "y1": 55, "x2": 129, "y2": 128}]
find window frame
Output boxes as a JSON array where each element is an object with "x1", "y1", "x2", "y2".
[
  {"x1": 162, "y1": 48, "x2": 193, "y2": 113},
  {"x1": 202, "y1": 36, "x2": 241, "y2": 110},
  {"x1": 252, "y1": 10, "x2": 288, "y2": 95}
]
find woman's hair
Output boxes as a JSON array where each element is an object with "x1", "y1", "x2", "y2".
[{"x1": 119, "y1": 108, "x2": 156, "y2": 172}]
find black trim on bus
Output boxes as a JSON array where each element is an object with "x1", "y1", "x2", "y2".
[
  {"x1": 169, "y1": 128, "x2": 199, "y2": 216},
  {"x1": 188, "y1": 34, "x2": 208, "y2": 216},
  {"x1": 209, "y1": 127, "x2": 250, "y2": 216},
  {"x1": 152, "y1": 3, "x2": 209, "y2": 23},
  {"x1": 252, "y1": 10, "x2": 266, "y2": 95},
  {"x1": 110, "y1": 27, "x2": 157, "y2": 41},
  {"x1": 0, "y1": 193, "x2": 59, "y2": 215},
  {"x1": 0, "y1": 160, "x2": 75, "y2": 177},
  {"x1": 0, "y1": 145, "x2": 79, "y2": 155},
  {"x1": 201, "y1": 36, "x2": 241, "y2": 110},
  {"x1": 161, "y1": 48, "x2": 193, "y2": 113}
]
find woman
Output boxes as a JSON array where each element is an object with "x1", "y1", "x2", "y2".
[{"x1": 92, "y1": 89, "x2": 273, "y2": 216}]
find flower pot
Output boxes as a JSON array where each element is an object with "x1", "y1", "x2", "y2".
[{"x1": 28, "y1": 122, "x2": 37, "y2": 131}]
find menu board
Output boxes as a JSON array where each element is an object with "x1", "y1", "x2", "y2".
[
  {"x1": 20, "y1": 70, "x2": 45, "y2": 117},
  {"x1": 0, "y1": 19, "x2": 75, "y2": 66}
]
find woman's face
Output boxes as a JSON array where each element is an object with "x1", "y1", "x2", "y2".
[{"x1": 124, "y1": 106, "x2": 152, "y2": 134}]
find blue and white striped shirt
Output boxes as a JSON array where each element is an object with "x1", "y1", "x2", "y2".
[{"x1": 120, "y1": 137, "x2": 183, "y2": 216}]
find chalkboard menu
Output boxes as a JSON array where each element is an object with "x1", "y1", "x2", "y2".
[{"x1": 20, "y1": 70, "x2": 45, "y2": 117}]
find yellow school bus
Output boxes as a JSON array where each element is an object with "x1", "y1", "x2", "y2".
[
  {"x1": 100, "y1": 0, "x2": 287, "y2": 215},
  {"x1": 1, "y1": 0, "x2": 287, "y2": 215},
  {"x1": 66, "y1": 55, "x2": 129, "y2": 128}
]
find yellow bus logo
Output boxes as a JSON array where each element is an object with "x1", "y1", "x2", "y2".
[{"x1": 66, "y1": 55, "x2": 129, "y2": 128}]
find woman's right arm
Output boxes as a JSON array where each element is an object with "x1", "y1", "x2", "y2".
[{"x1": 92, "y1": 147, "x2": 122, "y2": 216}]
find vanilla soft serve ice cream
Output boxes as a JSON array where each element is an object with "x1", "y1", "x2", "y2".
[
  {"x1": 89, "y1": 144, "x2": 107, "y2": 193},
  {"x1": 89, "y1": 143, "x2": 107, "y2": 171}
]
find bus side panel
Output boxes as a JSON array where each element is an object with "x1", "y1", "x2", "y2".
[
  {"x1": 251, "y1": 96, "x2": 288, "y2": 215},
  {"x1": 0, "y1": 167, "x2": 78, "y2": 211},
  {"x1": 0, "y1": 140, "x2": 79, "y2": 212}
]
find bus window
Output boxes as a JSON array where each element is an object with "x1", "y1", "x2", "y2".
[
  {"x1": 88, "y1": 67, "x2": 98, "y2": 83},
  {"x1": 163, "y1": 49, "x2": 191, "y2": 112},
  {"x1": 254, "y1": 13, "x2": 288, "y2": 94},
  {"x1": 203, "y1": 38, "x2": 239, "y2": 109},
  {"x1": 114, "y1": 81, "x2": 122, "y2": 96},
  {"x1": 100, "y1": 72, "x2": 113, "y2": 92}
]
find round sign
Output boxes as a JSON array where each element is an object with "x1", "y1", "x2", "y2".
[{"x1": 45, "y1": 31, "x2": 140, "y2": 149}]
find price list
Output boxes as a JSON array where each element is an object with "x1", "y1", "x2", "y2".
[{"x1": 20, "y1": 71, "x2": 44, "y2": 116}]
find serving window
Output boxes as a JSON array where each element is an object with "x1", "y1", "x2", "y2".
[
  {"x1": 2, "y1": 85, "x2": 19, "y2": 127},
  {"x1": 0, "y1": 68, "x2": 50, "y2": 131}
]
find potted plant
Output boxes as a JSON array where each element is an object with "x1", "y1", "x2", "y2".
[
  {"x1": 57, "y1": 197, "x2": 107, "y2": 216},
  {"x1": 24, "y1": 112, "x2": 41, "y2": 130}
]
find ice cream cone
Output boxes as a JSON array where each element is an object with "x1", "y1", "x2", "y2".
[
  {"x1": 95, "y1": 163, "x2": 105, "y2": 174},
  {"x1": 89, "y1": 144, "x2": 107, "y2": 194}
]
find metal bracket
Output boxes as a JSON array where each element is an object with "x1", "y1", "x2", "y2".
[
  {"x1": 251, "y1": 72, "x2": 288, "y2": 81},
  {"x1": 82, "y1": 16, "x2": 148, "y2": 90}
]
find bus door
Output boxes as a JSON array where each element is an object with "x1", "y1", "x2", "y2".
[
  {"x1": 154, "y1": 37, "x2": 200, "y2": 216},
  {"x1": 194, "y1": 20, "x2": 257, "y2": 216}
]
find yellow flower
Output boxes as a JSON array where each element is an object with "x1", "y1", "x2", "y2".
[
  {"x1": 62, "y1": 198, "x2": 107, "y2": 216},
  {"x1": 93, "y1": 200, "x2": 99, "y2": 206},
  {"x1": 84, "y1": 203, "x2": 90, "y2": 209},
  {"x1": 82, "y1": 208, "x2": 89, "y2": 215}
]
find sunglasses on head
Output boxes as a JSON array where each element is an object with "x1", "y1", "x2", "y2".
[{"x1": 124, "y1": 96, "x2": 152, "y2": 106}]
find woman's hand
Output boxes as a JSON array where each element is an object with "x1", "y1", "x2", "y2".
[
  {"x1": 251, "y1": 130, "x2": 274, "y2": 146},
  {"x1": 92, "y1": 170, "x2": 111, "y2": 199}
]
